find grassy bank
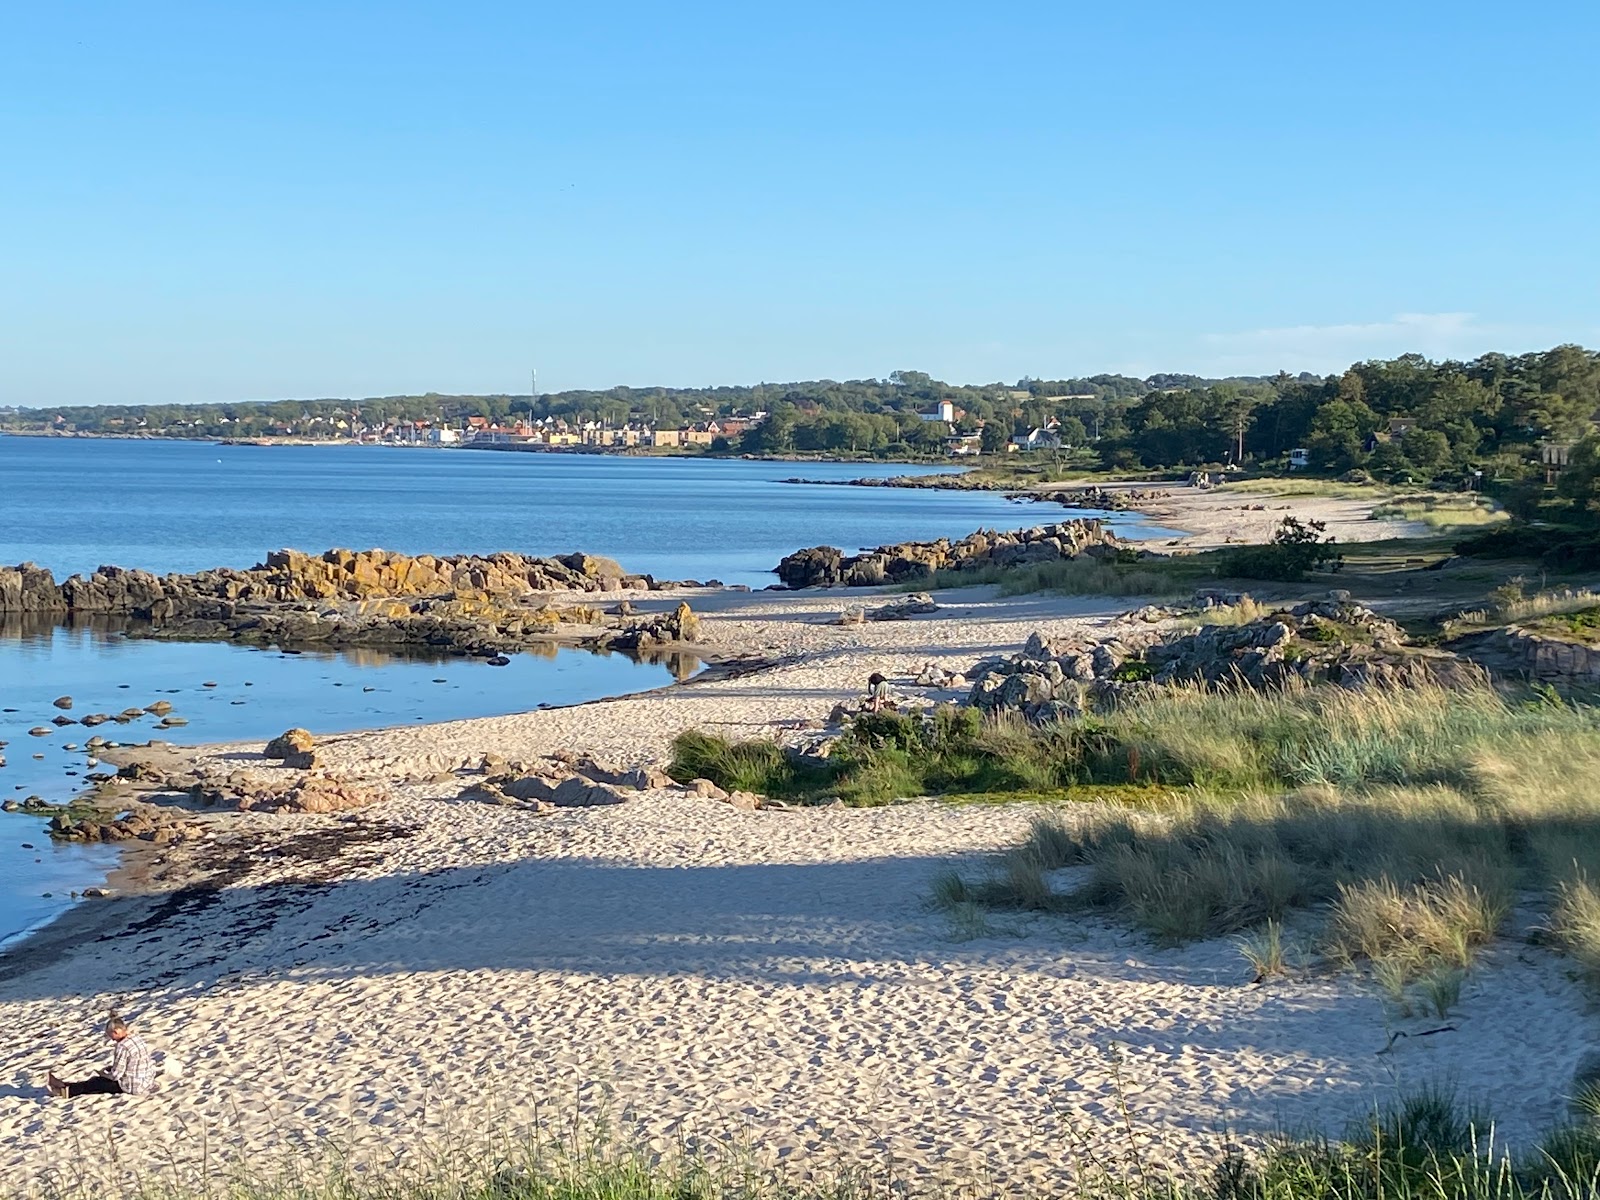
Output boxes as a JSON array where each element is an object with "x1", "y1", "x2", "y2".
[
  {"x1": 76, "y1": 1093, "x2": 1600, "y2": 1200},
  {"x1": 674, "y1": 682, "x2": 1600, "y2": 993},
  {"x1": 1370, "y1": 494, "x2": 1508, "y2": 531},
  {"x1": 894, "y1": 552, "x2": 1213, "y2": 598}
]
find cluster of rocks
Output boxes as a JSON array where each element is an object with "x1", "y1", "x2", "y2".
[
  {"x1": 836, "y1": 593, "x2": 940, "y2": 625},
  {"x1": 2, "y1": 548, "x2": 669, "y2": 617},
  {"x1": 455, "y1": 750, "x2": 777, "y2": 811},
  {"x1": 777, "y1": 521, "x2": 1122, "y2": 589},
  {"x1": 48, "y1": 804, "x2": 208, "y2": 845},
  {"x1": 457, "y1": 751, "x2": 674, "y2": 810},
  {"x1": 1024, "y1": 487, "x2": 1172, "y2": 511},
  {"x1": 966, "y1": 597, "x2": 1454, "y2": 722},
  {"x1": 114, "y1": 753, "x2": 390, "y2": 817},
  {"x1": 1, "y1": 551, "x2": 709, "y2": 659},
  {"x1": 780, "y1": 474, "x2": 1011, "y2": 493}
]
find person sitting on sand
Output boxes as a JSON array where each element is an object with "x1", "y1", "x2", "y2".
[
  {"x1": 47, "y1": 1015, "x2": 156, "y2": 1098},
  {"x1": 866, "y1": 672, "x2": 891, "y2": 713}
]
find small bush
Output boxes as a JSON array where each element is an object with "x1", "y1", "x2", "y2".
[
  {"x1": 667, "y1": 730, "x2": 790, "y2": 794},
  {"x1": 1325, "y1": 875, "x2": 1509, "y2": 971},
  {"x1": 1551, "y1": 875, "x2": 1600, "y2": 981},
  {"x1": 1236, "y1": 919, "x2": 1289, "y2": 981},
  {"x1": 1222, "y1": 516, "x2": 1344, "y2": 581}
]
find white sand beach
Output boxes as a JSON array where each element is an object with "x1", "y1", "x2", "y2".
[{"x1": 0, "y1": 496, "x2": 1581, "y2": 1197}]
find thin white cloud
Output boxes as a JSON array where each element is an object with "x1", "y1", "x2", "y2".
[{"x1": 1197, "y1": 312, "x2": 1493, "y2": 375}]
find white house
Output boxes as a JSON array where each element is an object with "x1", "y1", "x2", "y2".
[
  {"x1": 919, "y1": 400, "x2": 956, "y2": 424},
  {"x1": 1288, "y1": 448, "x2": 1310, "y2": 469},
  {"x1": 1017, "y1": 427, "x2": 1062, "y2": 451}
]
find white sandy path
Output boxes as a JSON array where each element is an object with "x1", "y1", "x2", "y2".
[{"x1": 0, "y1": 589, "x2": 1590, "y2": 1196}]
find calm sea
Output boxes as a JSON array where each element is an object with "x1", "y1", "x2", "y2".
[{"x1": 0, "y1": 436, "x2": 1175, "y2": 943}]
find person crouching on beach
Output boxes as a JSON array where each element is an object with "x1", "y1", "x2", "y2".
[
  {"x1": 47, "y1": 1015, "x2": 156, "y2": 1098},
  {"x1": 866, "y1": 672, "x2": 890, "y2": 713}
]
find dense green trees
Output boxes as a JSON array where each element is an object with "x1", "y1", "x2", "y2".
[{"x1": 8, "y1": 346, "x2": 1596, "y2": 503}]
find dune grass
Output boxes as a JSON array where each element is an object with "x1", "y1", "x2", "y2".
[
  {"x1": 1443, "y1": 579, "x2": 1600, "y2": 633},
  {"x1": 894, "y1": 552, "x2": 1208, "y2": 599},
  {"x1": 79, "y1": 1087, "x2": 1600, "y2": 1200},
  {"x1": 1230, "y1": 479, "x2": 1397, "y2": 501},
  {"x1": 676, "y1": 680, "x2": 1600, "y2": 984},
  {"x1": 1371, "y1": 494, "x2": 1510, "y2": 530}
]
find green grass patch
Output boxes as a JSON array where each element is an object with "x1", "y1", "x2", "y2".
[
  {"x1": 1528, "y1": 605, "x2": 1600, "y2": 645},
  {"x1": 902, "y1": 550, "x2": 1214, "y2": 598}
]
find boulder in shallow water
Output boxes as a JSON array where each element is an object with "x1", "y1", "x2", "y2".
[{"x1": 52, "y1": 696, "x2": 73, "y2": 710}]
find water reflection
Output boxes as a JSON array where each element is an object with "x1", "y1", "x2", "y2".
[{"x1": 0, "y1": 612, "x2": 699, "y2": 677}]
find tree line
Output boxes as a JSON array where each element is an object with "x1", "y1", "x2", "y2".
[{"x1": 6, "y1": 347, "x2": 1598, "y2": 513}]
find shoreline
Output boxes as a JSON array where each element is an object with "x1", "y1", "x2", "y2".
[
  {"x1": 0, "y1": 486, "x2": 1461, "y2": 1195},
  {"x1": 4, "y1": 577, "x2": 1589, "y2": 1194}
]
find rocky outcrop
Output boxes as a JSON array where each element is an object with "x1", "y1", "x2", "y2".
[
  {"x1": 1460, "y1": 626, "x2": 1600, "y2": 682},
  {"x1": 966, "y1": 598, "x2": 1466, "y2": 722},
  {"x1": 776, "y1": 522, "x2": 1122, "y2": 589},
  {"x1": 0, "y1": 564, "x2": 64, "y2": 612},
  {"x1": 1024, "y1": 486, "x2": 1172, "y2": 512},
  {"x1": 49, "y1": 805, "x2": 207, "y2": 844},
  {"x1": 779, "y1": 476, "x2": 1173, "y2": 513},
  {"x1": 0, "y1": 550, "x2": 709, "y2": 659},
  {"x1": 6, "y1": 547, "x2": 668, "y2": 617},
  {"x1": 114, "y1": 758, "x2": 390, "y2": 816}
]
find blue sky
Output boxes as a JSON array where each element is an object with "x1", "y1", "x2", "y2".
[{"x1": 3, "y1": 1, "x2": 1596, "y2": 405}]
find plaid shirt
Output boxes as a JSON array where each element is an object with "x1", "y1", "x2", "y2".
[{"x1": 107, "y1": 1034, "x2": 156, "y2": 1095}]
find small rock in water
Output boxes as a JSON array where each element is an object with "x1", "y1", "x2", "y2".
[
  {"x1": 432, "y1": 678, "x2": 447, "y2": 684},
  {"x1": 202, "y1": 681, "x2": 218, "y2": 688},
  {"x1": 117, "y1": 684, "x2": 130, "y2": 689},
  {"x1": 244, "y1": 681, "x2": 254, "y2": 686},
  {"x1": 28, "y1": 727, "x2": 52, "y2": 737},
  {"x1": 63, "y1": 743, "x2": 79, "y2": 751},
  {"x1": 52, "y1": 696, "x2": 73, "y2": 710},
  {"x1": 51, "y1": 715, "x2": 77, "y2": 727},
  {"x1": 362, "y1": 686, "x2": 375, "y2": 693}
]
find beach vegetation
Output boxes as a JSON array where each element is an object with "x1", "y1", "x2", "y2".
[
  {"x1": 895, "y1": 551, "x2": 1208, "y2": 599},
  {"x1": 1370, "y1": 494, "x2": 1509, "y2": 530},
  {"x1": 62, "y1": 1086, "x2": 1600, "y2": 1200},
  {"x1": 674, "y1": 677, "x2": 1600, "y2": 991},
  {"x1": 1221, "y1": 517, "x2": 1344, "y2": 582}
]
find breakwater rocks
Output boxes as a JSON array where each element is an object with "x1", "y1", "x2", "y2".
[
  {"x1": 1023, "y1": 486, "x2": 1171, "y2": 512},
  {"x1": 781, "y1": 473, "x2": 1009, "y2": 492},
  {"x1": 778, "y1": 474, "x2": 1172, "y2": 512},
  {"x1": 967, "y1": 597, "x2": 1467, "y2": 722},
  {"x1": 0, "y1": 550, "x2": 707, "y2": 657},
  {"x1": 776, "y1": 521, "x2": 1122, "y2": 589}
]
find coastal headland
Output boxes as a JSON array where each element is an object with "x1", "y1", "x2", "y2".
[{"x1": 0, "y1": 484, "x2": 1589, "y2": 1198}]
